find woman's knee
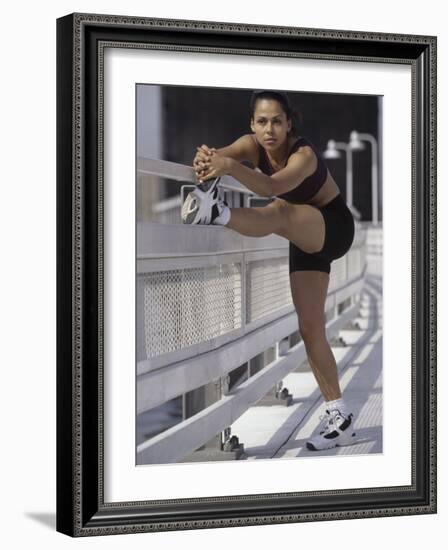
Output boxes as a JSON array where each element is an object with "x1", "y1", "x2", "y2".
[
  {"x1": 263, "y1": 200, "x2": 289, "y2": 237},
  {"x1": 298, "y1": 315, "x2": 326, "y2": 342}
]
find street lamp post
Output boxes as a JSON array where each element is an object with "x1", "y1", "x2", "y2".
[
  {"x1": 323, "y1": 139, "x2": 354, "y2": 209},
  {"x1": 349, "y1": 131, "x2": 379, "y2": 225}
]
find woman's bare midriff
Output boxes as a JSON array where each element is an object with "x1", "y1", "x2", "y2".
[{"x1": 307, "y1": 173, "x2": 341, "y2": 207}]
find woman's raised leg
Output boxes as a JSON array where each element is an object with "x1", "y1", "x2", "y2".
[{"x1": 227, "y1": 200, "x2": 325, "y2": 253}]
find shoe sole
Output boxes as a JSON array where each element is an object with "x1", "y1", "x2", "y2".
[
  {"x1": 181, "y1": 178, "x2": 220, "y2": 224},
  {"x1": 306, "y1": 430, "x2": 357, "y2": 452}
]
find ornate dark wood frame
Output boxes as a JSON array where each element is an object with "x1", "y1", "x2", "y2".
[{"x1": 56, "y1": 13, "x2": 437, "y2": 537}]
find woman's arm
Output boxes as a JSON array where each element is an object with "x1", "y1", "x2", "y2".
[
  {"x1": 193, "y1": 134, "x2": 257, "y2": 181},
  {"x1": 225, "y1": 160, "x2": 273, "y2": 197},
  {"x1": 205, "y1": 148, "x2": 317, "y2": 197},
  {"x1": 213, "y1": 134, "x2": 258, "y2": 163}
]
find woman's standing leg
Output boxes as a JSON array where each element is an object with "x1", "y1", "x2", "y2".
[
  {"x1": 290, "y1": 270, "x2": 356, "y2": 450},
  {"x1": 289, "y1": 271, "x2": 341, "y2": 401}
]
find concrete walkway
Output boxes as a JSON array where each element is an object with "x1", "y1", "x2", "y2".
[{"x1": 231, "y1": 271, "x2": 383, "y2": 459}]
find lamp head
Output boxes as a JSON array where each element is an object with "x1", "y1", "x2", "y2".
[
  {"x1": 349, "y1": 131, "x2": 365, "y2": 151},
  {"x1": 323, "y1": 139, "x2": 342, "y2": 159}
]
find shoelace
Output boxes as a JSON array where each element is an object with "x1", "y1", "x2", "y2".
[{"x1": 318, "y1": 409, "x2": 343, "y2": 435}]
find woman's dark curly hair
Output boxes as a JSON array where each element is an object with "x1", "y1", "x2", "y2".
[{"x1": 249, "y1": 90, "x2": 301, "y2": 136}]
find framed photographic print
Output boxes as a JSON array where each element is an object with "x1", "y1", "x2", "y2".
[{"x1": 56, "y1": 13, "x2": 437, "y2": 537}]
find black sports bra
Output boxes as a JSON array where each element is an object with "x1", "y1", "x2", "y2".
[{"x1": 255, "y1": 136, "x2": 328, "y2": 204}]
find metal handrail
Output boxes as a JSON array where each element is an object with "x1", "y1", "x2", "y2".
[{"x1": 138, "y1": 156, "x2": 254, "y2": 194}]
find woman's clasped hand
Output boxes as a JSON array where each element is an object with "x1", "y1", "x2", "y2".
[{"x1": 193, "y1": 144, "x2": 229, "y2": 182}]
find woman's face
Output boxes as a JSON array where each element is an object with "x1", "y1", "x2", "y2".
[{"x1": 250, "y1": 99, "x2": 292, "y2": 151}]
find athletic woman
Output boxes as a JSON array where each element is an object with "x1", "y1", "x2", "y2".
[{"x1": 182, "y1": 90, "x2": 356, "y2": 451}]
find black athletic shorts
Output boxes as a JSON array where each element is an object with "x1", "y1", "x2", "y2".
[{"x1": 289, "y1": 194, "x2": 355, "y2": 274}]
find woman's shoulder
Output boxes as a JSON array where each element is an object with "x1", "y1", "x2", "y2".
[
  {"x1": 238, "y1": 133, "x2": 260, "y2": 165},
  {"x1": 292, "y1": 136, "x2": 321, "y2": 154},
  {"x1": 289, "y1": 135, "x2": 308, "y2": 149},
  {"x1": 218, "y1": 134, "x2": 259, "y2": 164},
  {"x1": 288, "y1": 136, "x2": 314, "y2": 157},
  {"x1": 240, "y1": 133, "x2": 260, "y2": 149},
  {"x1": 287, "y1": 136, "x2": 318, "y2": 170}
]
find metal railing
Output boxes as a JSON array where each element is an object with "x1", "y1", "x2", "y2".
[
  {"x1": 136, "y1": 159, "x2": 368, "y2": 464},
  {"x1": 138, "y1": 158, "x2": 267, "y2": 224},
  {"x1": 364, "y1": 223, "x2": 383, "y2": 256}
]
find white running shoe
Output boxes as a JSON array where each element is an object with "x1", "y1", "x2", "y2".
[
  {"x1": 306, "y1": 409, "x2": 357, "y2": 451},
  {"x1": 181, "y1": 178, "x2": 226, "y2": 225}
]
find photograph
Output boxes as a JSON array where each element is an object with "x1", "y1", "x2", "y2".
[
  {"x1": 55, "y1": 11, "x2": 436, "y2": 536},
  {"x1": 136, "y1": 85, "x2": 383, "y2": 465}
]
